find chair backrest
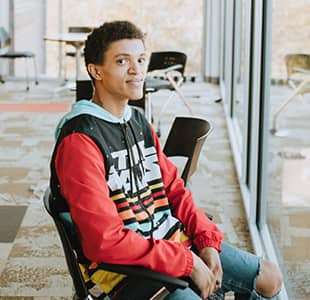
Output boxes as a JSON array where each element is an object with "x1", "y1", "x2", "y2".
[
  {"x1": 285, "y1": 54, "x2": 310, "y2": 80},
  {"x1": 147, "y1": 51, "x2": 187, "y2": 76},
  {"x1": 68, "y1": 26, "x2": 93, "y2": 33},
  {"x1": 43, "y1": 188, "x2": 89, "y2": 299},
  {"x1": 76, "y1": 79, "x2": 93, "y2": 101},
  {"x1": 163, "y1": 116, "x2": 212, "y2": 185}
]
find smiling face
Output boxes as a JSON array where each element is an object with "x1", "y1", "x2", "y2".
[{"x1": 89, "y1": 38, "x2": 146, "y2": 105}]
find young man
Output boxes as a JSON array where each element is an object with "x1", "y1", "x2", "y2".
[{"x1": 50, "y1": 21, "x2": 282, "y2": 299}]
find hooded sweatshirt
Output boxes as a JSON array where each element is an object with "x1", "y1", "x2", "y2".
[{"x1": 50, "y1": 100, "x2": 223, "y2": 294}]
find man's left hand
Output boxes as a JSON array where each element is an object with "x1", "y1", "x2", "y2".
[{"x1": 199, "y1": 247, "x2": 223, "y2": 293}]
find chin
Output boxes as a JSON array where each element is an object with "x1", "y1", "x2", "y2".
[{"x1": 129, "y1": 92, "x2": 144, "y2": 100}]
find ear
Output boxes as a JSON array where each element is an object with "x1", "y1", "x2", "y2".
[{"x1": 87, "y1": 64, "x2": 103, "y2": 80}]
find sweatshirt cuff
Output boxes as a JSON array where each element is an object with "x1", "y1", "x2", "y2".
[
  {"x1": 193, "y1": 235, "x2": 223, "y2": 253},
  {"x1": 182, "y1": 246, "x2": 194, "y2": 277}
]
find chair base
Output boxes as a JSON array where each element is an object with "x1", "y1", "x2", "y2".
[
  {"x1": 0, "y1": 76, "x2": 39, "y2": 91},
  {"x1": 270, "y1": 127, "x2": 291, "y2": 137}
]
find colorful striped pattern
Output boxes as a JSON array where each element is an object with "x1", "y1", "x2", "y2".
[{"x1": 110, "y1": 179, "x2": 170, "y2": 226}]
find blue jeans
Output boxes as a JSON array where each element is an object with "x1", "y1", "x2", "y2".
[{"x1": 165, "y1": 242, "x2": 277, "y2": 300}]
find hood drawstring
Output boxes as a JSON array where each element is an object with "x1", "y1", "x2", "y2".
[
  {"x1": 120, "y1": 121, "x2": 154, "y2": 237},
  {"x1": 128, "y1": 121, "x2": 145, "y2": 182},
  {"x1": 121, "y1": 123, "x2": 135, "y2": 196}
]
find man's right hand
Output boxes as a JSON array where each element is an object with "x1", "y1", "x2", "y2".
[{"x1": 190, "y1": 251, "x2": 217, "y2": 299}]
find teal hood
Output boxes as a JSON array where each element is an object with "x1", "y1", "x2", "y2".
[{"x1": 55, "y1": 100, "x2": 132, "y2": 139}]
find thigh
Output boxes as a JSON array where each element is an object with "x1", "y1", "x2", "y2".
[
  {"x1": 164, "y1": 287, "x2": 201, "y2": 300},
  {"x1": 219, "y1": 242, "x2": 261, "y2": 295}
]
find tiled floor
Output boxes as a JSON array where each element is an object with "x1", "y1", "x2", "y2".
[{"x1": 0, "y1": 79, "x2": 309, "y2": 299}]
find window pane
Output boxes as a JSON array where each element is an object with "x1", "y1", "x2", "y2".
[{"x1": 267, "y1": 1, "x2": 310, "y2": 299}]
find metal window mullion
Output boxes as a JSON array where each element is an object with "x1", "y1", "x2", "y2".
[
  {"x1": 242, "y1": 0, "x2": 252, "y2": 186},
  {"x1": 224, "y1": 0, "x2": 234, "y2": 110},
  {"x1": 219, "y1": 0, "x2": 226, "y2": 95},
  {"x1": 248, "y1": 0, "x2": 263, "y2": 224}
]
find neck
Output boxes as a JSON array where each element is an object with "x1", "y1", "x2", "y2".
[{"x1": 93, "y1": 92, "x2": 128, "y2": 118}]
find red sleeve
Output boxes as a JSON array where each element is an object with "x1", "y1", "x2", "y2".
[
  {"x1": 151, "y1": 127, "x2": 224, "y2": 252},
  {"x1": 55, "y1": 133, "x2": 193, "y2": 277}
]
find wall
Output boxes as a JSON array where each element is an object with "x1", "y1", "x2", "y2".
[
  {"x1": 13, "y1": 0, "x2": 45, "y2": 77},
  {"x1": 45, "y1": 0, "x2": 203, "y2": 78}
]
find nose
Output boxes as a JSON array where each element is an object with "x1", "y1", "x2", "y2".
[{"x1": 128, "y1": 61, "x2": 142, "y2": 74}]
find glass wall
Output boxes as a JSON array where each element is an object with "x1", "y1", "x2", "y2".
[
  {"x1": 220, "y1": 0, "x2": 310, "y2": 299},
  {"x1": 265, "y1": 1, "x2": 310, "y2": 299}
]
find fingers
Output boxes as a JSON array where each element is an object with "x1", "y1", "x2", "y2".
[
  {"x1": 200, "y1": 273, "x2": 220, "y2": 298},
  {"x1": 191, "y1": 250, "x2": 224, "y2": 298}
]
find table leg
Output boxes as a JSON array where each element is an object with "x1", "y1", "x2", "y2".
[{"x1": 75, "y1": 45, "x2": 83, "y2": 81}]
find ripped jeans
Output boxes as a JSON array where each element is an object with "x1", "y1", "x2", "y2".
[{"x1": 165, "y1": 242, "x2": 277, "y2": 300}]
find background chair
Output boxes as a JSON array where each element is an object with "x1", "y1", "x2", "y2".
[
  {"x1": 43, "y1": 188, "x2": 188, "y2": 300},
  {"x1": 145, "y1": 51, "x2": 193, "y2": 135},
  {"x1": 0, "y1": 26, "x2": 38, "y2": 91},
  {"x1": 270, "y1": 53, "x2": 310, "y2": 136},
  {"x1": 163, "y1": 116, "x2": 212, "y2": 186},
  {"x1": 285, "y1": 53, "x2": 310, "y2": 92}
]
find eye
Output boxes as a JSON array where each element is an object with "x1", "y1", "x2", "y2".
[
  {"x1": 138, "y1": 57, "x2": 146, "y2": 65},
  {"x1": 117, "y1": 58, "x2": 127, "y2": 65}
]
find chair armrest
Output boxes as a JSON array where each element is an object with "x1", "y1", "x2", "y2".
[
  {"x1": 98, "y1": 263, "x2": 189, "y2": 292},
  {"x1": 148, "y1": 64, "x2": 183, "y2": 77},
  {"x1": 162, "y1": 64, "x2": 183, "y2": 73},
  {"x1": 59, "y1": 213, "x2": 188, "y2": 291}
]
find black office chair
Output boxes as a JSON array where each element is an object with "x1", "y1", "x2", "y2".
[
  {"x1": 76, "y1": 79, "x2": 94, "y2": 101},
  {"x1": 0, "y1": 27, "x2": 38, "y2": 91},
  {"x1": 163, "y1": 116, "x2": 212, "y2": 186},
  {"x1": 163, "y1": 116, "x2": 214, "y2": 221},
  {"x1": 43, "y1": 188, "x2": 188, "y2": 300},
  {"x1": 145, "y1": 52, "x2": 193, "y2": 135}
]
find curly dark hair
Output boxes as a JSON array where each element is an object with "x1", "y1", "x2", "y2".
[{"x1": 84, "y1": 20, "x2": 145, "y2": 69}]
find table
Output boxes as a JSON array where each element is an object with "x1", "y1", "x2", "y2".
[
  {"x1": 44, "y1": 33, "x2": 88, "y2": 80},
  {"x1": 271, "y1": 67, "x2": 310, "y2": 136}
]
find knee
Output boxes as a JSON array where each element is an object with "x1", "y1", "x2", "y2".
[{"x1": 255, "y1": 259, "x2": 283, "y2": 298}]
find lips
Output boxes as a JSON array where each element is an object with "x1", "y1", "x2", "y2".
[
  {"x1": 126, "y1": 79, "x2": 144, "y2": 87},
  {"x1": 126, "y1": 78, "x2": 144, "y2": 83}
]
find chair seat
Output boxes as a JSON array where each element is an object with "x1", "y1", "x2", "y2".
[
  {"x1": 0, "y1": 50, "x2": 35, "y2": 58},
  {"x1": 146, "y1": 77, "x2": 173, "y2": 92},
  {"x1": 66, "y1": 51, "x2": 84, "y2": 57}
]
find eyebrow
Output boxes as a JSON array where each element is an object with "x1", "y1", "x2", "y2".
[{"x1": 114, "y1": 53, "x2": 146, "y2": 58}]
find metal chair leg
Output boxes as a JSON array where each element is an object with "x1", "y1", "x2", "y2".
[
  {"x1": 33, "y1": 56, "x2": 39, "y2": 85},
  {"x1": 25, "y1": 57, "x2": 30, "y2": 91},
  {"x1": 270, "y1": 79, "x2": 309, "y2": 136}
]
